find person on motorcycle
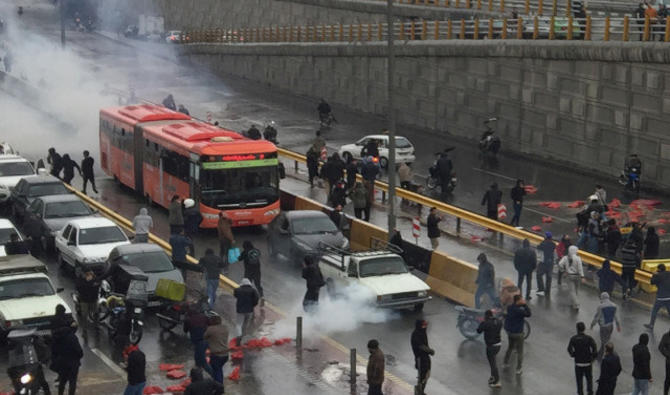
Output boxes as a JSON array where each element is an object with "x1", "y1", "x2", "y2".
[
  {"x1": 436, "y1": 148, "x2": 454, "y2": 195},
  {"x1": 246, "y1": 125, "x2": 261, "y2": 140},
  {"x1": 317, "y1": 99, "x2": 332, "y2": 123},
  {"x1": 263, "y1": 122, "x2": 278, "y2": 143},
  {"x1": 479, "y1": 118, "x2": 501, "y2": 154},
  {"x1": 622, "y1": 153, "x2": 642, "y2": 190},
  {"x1": 625, "y1": 153, "x2": 642, "y2": 176},
  {"x1": 162, "y1": 94, "x2": 176, "y2": 111}
]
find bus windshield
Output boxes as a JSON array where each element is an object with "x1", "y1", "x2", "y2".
[{"x1": 199, "y1": 165, "x2": 279, "y2": 208}]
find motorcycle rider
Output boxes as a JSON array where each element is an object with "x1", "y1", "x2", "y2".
[
  {"x1": 622, "y1": 153, "x2": 642, "y2": 190},
  {"x1": 263, "y1": 122, "x2": 278, "y2": 143},
  {"x1": 479, "y1": 118, "x2": 501, "y2": 154},
  {"x1": 247, "y1": 125, "x2": 261, "y2": 140},
  {"x1": 317, "y1": 98, "x2": 332, "y2": 124},
  {"x1": 436, "y1": 148, "x2": 454, "y2": 195}
]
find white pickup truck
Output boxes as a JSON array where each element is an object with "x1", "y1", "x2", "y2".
[
  {"x1": 318, "y1": 248, "x2": 431, "y2": 311},
  {"x1": 0, "y1": 254, "x2": 71, "y2": 339}
]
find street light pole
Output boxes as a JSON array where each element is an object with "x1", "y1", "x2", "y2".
[{"x1": 386, "y1": 0, "x2": 397, "y2": 235}]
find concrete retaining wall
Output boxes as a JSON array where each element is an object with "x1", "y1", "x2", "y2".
[{"x1": 181, "y1": 40, "x2": 670, "y2": 188}]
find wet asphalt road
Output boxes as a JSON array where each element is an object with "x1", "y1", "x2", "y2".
[{"x1": 4, "y1": 3, "x2": 670, "y2": 394}]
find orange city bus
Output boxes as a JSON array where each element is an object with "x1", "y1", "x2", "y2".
[{"x1": 99, "y1": 104, "x2": 280, "y2": 228}]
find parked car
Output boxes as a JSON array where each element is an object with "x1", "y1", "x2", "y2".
[
  {"x1": 0, "y1": 254, "x2": 70, "y2": 340},
  {"x1": 0, "y1": 155, "x2": 35, "y2": 205},
  {"x1": 22, "y1": 195, "x2": 96, "y2": 253},
  {"x1": 268, "y1": 210, "x2": 348, "y2": 264},
  {"x1": 318, "y1": 248, "x2": 430, "y2": 311},
  {"x1": 338, "y1": 134, "x2": 416, "y2": 168},
  {"x1": 105, "y1": 243, "x2": 183, "y2": 304},
  {"x1": 0, "y1": 218, "x2": 22, "y2": 256},
  {"x1": 55, "y1": 217, "x2": 130, "y2": 274},
  {"x1": 10, "y1": 174, "x2": 69, "y2": 225}
]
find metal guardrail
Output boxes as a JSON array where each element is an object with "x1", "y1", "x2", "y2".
[
  {"x1": 276, "y1": 147, "x2": 654, "y2": 284},
  {"x1": 372, "y1": 0, "x2": 631, "y2": 15},
  {"x1": 182, "y1": 15, "x2": 670, "y2": 43}
]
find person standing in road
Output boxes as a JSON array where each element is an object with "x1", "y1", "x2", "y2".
[
  {"x1": 632, "y1": 333, "x2": 653, "y2": 395},
  {"x1": 351, "y1": 181, "x2": 370, "y2": 221},
  {"x1": 590, "y1": 292, "x2": 621, "y2": 360},
  {"x1": 51, "y1": 322, "x2": 83, "y2": 395},
  {"x1": 427, "y1": 207, "x2": 442, "y2": 250},
  {"x1": 168, "y1": 195, "x2": 184, "y2": 234},
  {"x1": 645, "y1": 263, "x2": 670, "y2": 331},
  {"x1": 123, "y1": 347, "x2": 146, "y2": 395},
  {"x1": 595, "y1": 343, "x2": 622, "y2": 395},
  {"x1": 184, "y1": 367, "x2": 224, "y2": 395},
  {"x1": 605, "y1": 219, "x2": 622, "y2": 258},
  {"x1": 596, "y1": 259, "x2": 624, "y2": 298},
  {"x1": 503, "y1": 294, "x2": 531, "y2": 375},
  {"x1": 366, "y1": 339, "x2": 385, "y2": 395},
  {"x1": 658, "y1": 327, "x2": 670, "y2": 395},
  {"x1": 536, "y1": 232, "x2": 556, "y2": 297},
  {"x1": 302, "y1": 255, "x2": 325, "y2": 312},
  {"x1": 345, "y1": 157, "x2": 358, "y2": 191},
  {"x1": 559, "y1": 245, "x2": 585, "y2": 310},
  {"x1": 644, "y1": 227, "x2": 660, "y2": 259},
  {"x1": 75, "y1": 270, "x2": 100, "y2": 337},
  {"x1": 233, "y1": 278, "x2": 259, "y2": 344},
  {"x1": 184, "y1": 307, "x2": 213, "y2": 376},
  {"x1": 510, "y1": 179, "x2": 526, "y2": 226},
  {"x1": 621, "y1": 240, "x2": 641, "y2": 299},
  {"x1": 477, "y1": 309, "x2": 503, "y2": 388},
  {"x1": 199, "y1": 248, "x2": 225, "y2": 310},
  {"x1": 217, "y1": 212, "x2": 235, "y2": 265},
  {"x1": 411, "y1": 319, "x2": 435, "y2": 395},
  {"x1": 436, "y1": 149, "x2": 453, "y2": 197},
  {"x1": 481, "y1": 183, "x2": 502, "y2": 220},
  {"x1": 169, "y1": 229, "x2": 194, "y2": 269},
  {"x1": 361, "y1": 156, "x2": 380, "y2": 206},
  {"x1": 568, "y1": 322, "x2": 598, "y2": 395},
  {"x1": 241, "y1": 241, "x2": 263, "y2": 303},
  {"x1": 475, "y1": 253, "x2": 498, "y2": 309},
  {"x1": 80, "y1": 150, "x2": 97, "y2": 194},
  {"x1": 61, "y1": 154, "x2": 81, "y2": 186},
  {"x1": 306, "y1": 146, "x2": 320, "y2": 188},
  {"x1": 204, "y1": 314, "x2": 229, "y2": 385},
  {"x1": 132, "y1": 208, "x2": 153, "y2": 243},
  {"x1": 47, "y1": 147, "x2": 63, "y2": 179},
  {"x1": 514, "y1": 239, "x2": 537, "y2": 300},
  {"x1": 183, "y1": 198, "x2": 203, "y2": 241}
]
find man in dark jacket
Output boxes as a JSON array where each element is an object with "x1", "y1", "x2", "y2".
[
  {"x1": 411, "y1": 319, "x2": 434, "y2": 395},
  {"x1": 503, "y1": 294, "x2": 531, "y2": 375},
  {"x1": 362, "y1": 139, "x2": 380, "y2": 158},
  {"x1": 481, "y1": 183, "x2": 502, "y2": 220},
  {"x1": 436, "y1": 149, "x2": 453, "y2": 196},
  {"x1": 605, "y1": 220, "x2": 622, "y2": 258},
  {"x1": 183, "y1": 198, "x2": 203, "y2": 240},
  {"x1": 632, "y1": 333, "x2": 652, "y2": 394},
  {"x1": 596, "y1": 343, "x2": 622, "y2": 395},
  {"x1": 475, "y1": 253, "x2": 497, "y2": 309},
  {"x1": 168, "y1": 195, "x2": 184, "y2": 234},
  {"x1": 514, "y1": 239, "x2": 537, "y2": 300},
  {"x1": 80, "y1": 150, "x2": 97, "y2": 194},
  {"x1": 61, "y1": 154, "x2": 81, "y2": 185},
  {"x1": 47, "y1": 147, "x2": 63, "y2": 178},
  {"x1": 184, "y1": 308, "x2": 212, "y2": 376},
  {"x1": 233, "y1": 278, "x2": 259, "y2": 343},
  {"x1": 51, "y1": 324, "x2": 83, "y2": 395},
  {"x1": 345, "y1": 158, "x2": 358, "y2": 190},
  {"x1": 477, "y1": 310, "x2": 503, "y2": 388},
  {"x1": 184, "y1": 367, "x2": 223, "y2": 395},
  {"x1": 306, "y1": 147, "x2": 320, "y2": 187},
  {"x1": 124, "y1": 347, "x2": 146, "y2": 395},
  {"x1": 645, "y1": 263, "x2": 670, "y2": 330},
  {"x1": 620, "y1": 240, "x2": 641, "y2": 299},
  {"x1": 366, "y1": 339, "x2": 385, "y2": 395},
  {"x1": 510, "y1": 179, "x2": 526, "y2": 226},
  {"x1": 597, "y1": 259, "x2": 623, "y2": 296},
  {"x1": 75, "y1": 270, "x2": 100, "y2": 336},
  {"x1": 659, "y1": 328, "x2": 670, "y2": 395},
  {"x1": 302, "y1": 256, "x2": 325, "y2": 312},
  {"x1": 645, "y1": 227, "x2": 660, "y2": 259},
  {"x1": 170, "y1": 230, "x2": 194, "y2": 270},
  {"x1": 199, "y1": 248, "x2": 225, "y2": 310},
  {"x1": 241, "y1": 241, "x2": 263, "y2": 300},
  {"x1": 427, "y1": 207, "x2": 442, "y2": 250},
  {"x1": 536, "y1": 232, "x2": 555, "y2": 296},
  {"x1": 361, "y1": 157, "x2": 380, "y2": 205},
  {"x1": 568, "y1": 322, "x2": 598, "y2": 395}
]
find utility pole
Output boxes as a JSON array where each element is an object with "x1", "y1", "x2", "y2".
[
  {"x1": 60, "y1": 0, "x2": 66, "y2": 47},
  {"x1": 386, "y1": 0, "x2": 397, "y2": 235}
]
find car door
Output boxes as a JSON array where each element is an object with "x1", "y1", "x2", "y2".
[
  {"x1": 55, "y1": 224, "x2": 70, "y2": 260},
  {"x1": 63, "y1": 225, "x2": 79, "y2": 266}
]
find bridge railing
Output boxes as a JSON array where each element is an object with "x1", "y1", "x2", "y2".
[{"x1": 182, "y1": 16, "x2": 670, "y2": 44}]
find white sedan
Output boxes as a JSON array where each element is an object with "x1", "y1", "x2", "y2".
[
  {"x1": 0, "y1": 218, "x2": 22, "y2": 256},
  {"x1": 55, "y1": 217, "x2": 130, "y2": 274},
  {"x1": 338, "y1": 134, "x2": 416, "y2": 168}
]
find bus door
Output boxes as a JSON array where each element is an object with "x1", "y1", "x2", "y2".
[
  {"x1": 189, "y1": 153, "x2": 200, "y2": 203},
  {"x1": 133, "y1": 125, "x2": 144, "y2": 196}
]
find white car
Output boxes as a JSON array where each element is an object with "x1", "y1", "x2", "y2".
[
  {"x1": 55, "y1": 217, "x2": 130, "y2": 274},
  {"x1": 0, "y1": 155, "x2": 35, "y2": 203},
  {"x1": 0, "y1": 218, "x2": 22, "y2": 257},
  {"x1": 0, "y1": 254, "x2": 71, "y2": 339},
  {"x1": 318, "y1": 248, "x2": 431, "y2": 311},
  {"x1": 165, "y1": 30, "x2": 186, "y2": 43},
  {"x1": 338, "y1": 134, "x2": 416, "y2": 168}
]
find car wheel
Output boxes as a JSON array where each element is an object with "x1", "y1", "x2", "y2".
[
  {"x1": 379, "y1": 157, "x2": 388, "y2": 169},
  {"x1": 342, "y1": 152, "x2": 352, "y2": 163},
  {"x1": 413, "y1": 303, "x2": 424, "y2": 312}
]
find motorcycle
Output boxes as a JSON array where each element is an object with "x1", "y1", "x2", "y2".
[
  {"x1": 319, "y1": 112, "x2": 336, "y2": 129},
  {"x1": 104, "y1": 275, "x2": 148, "y2": 345},
  {"x1": 619, "y1": 167, "x2": 641, "y2": 193},
  {"x1": 72, "y1": 279, "x2": 113, "y2": 323},
  {"x1": 157, "y1": 291, "x2": 211, "y2": 332},
  {"x1": 426, "y1": 167, "x2": 457, "y2": 192},
  {"x1": 6, "y1": 329, "x2": 49, "y2": 395},
  {"x1": 455, "y1": 305, "x2": 530, "y2": 340},
  {"x1": 478, "y1": 118, "x2": 501, "y2": 155}
]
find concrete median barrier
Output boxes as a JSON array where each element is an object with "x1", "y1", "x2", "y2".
[{"x1": 425, "y1": 252, "x2": 478, "y2": 307}]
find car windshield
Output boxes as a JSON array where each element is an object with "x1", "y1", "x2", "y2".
[
  {"x1": 0, "y1": 162, "x2": 33, "y2": 177},
  {"x1": 0, "y1": 228, "x2": 15, "y2": 244},
  {"x1": 200, "y1": 165, "x2": 279, "y2": 207},
  {"x1": 359, "y1": 256, "x2": 409, "y2": 277},
  {"x1": 395, "y1": 137, "x2": 412, "y2": 149},
  {"x1": 28, "y1": 183, "x2": 68, "y2": 197},
  {"x1": 291, "y1": 216, "x2": 338, "y2": 235},
  {"x1": 0, "y1": 278, "x2": 54, "y2": 300},
  {"x1": 79, "y1": 226, "x2": 126, "y2": 245},
  {"x1": 121, "y1": 251, "x2": 174, "y2": 273},
  {"x1": 45, "y1": 201, "x2": 92, "y2": 219}
]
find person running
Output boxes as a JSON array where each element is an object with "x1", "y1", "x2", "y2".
[
  {"x1": 132, "y1": 208, "x2": 153, "y2": 243},
  {"x1": 411, "y1": 319, "x2": 434, "y2": 395},
  {"x1": 514, "y1": 239, "x2": 536, "y2": 300},
  {"x1": 199, "y1": 248, "x2": 225, "y2": 310},
  {"x1": 559, "y1": 245, "x2": 585, "y2": 310},
  {"x1": 503, "y1": 294, "x2": 531, "y2": 375},
  {"x1": 645, "y1": 263, "x2": 670, "y2": 331},
  {"x1": 595, "y1": 343, "x2": 622, "y2": 395},
  {"x1": 366, "y1": 339, "x2": 385, "y2": 395},
  {"x1": 631, "y1": 333, "x2": 652, "y2": 395},
  {"x1": 477, "y1": 309, "x2": 503, "y2": 388},
  {"x1": 596, "y1": 259, "x2": 624, "y2": 296},
  {"x1": 568, "y1": 322, "x2": 598, "y2": 395},
  {"x1": 590, "y1": 292, "x2": 621, "y2": 361},
  {"x1": 123, "y1": 347, "x2": 146, "y2": 395},
  {"x1": 536, "y1": 232, "x2": 556, "y2": 296},
  {"x1": 475, "y1": 253, "x2": 498, "y2": 309},
  {"x1": 61, "y1": 154, "x2": 81, "y2": 185},
  {"x1": 47, "y1": 147, "x2": 63, "y2": 178},
  {"x1": 80, "y1": 151, "x2": 97, "y2": 194}
]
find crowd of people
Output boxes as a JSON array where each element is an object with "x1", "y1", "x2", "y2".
[{"x1": 46, "y1": 147, "x2": 97, "y2": 194}]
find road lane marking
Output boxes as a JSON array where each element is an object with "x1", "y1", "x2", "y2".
[
  {"x1": 472, "y1": 167, "x2": 517, "y2": 182},
  {"x1": 90, "y1": 348, "x2": 126, "y2": 378}
]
